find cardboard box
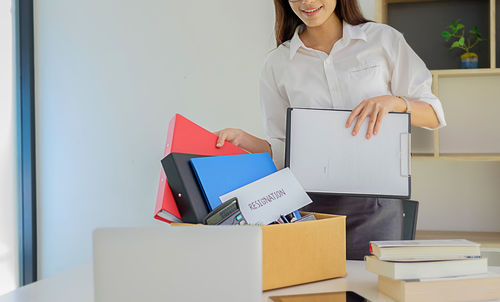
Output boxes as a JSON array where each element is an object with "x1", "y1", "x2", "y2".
[
  {"x1": 261, "y1": 212, "x2": 346, "y2": 290},
  {"x1": 173, "y1": 212, "x2": 346, "y2": 291}
]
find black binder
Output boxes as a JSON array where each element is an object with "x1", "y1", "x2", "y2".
[{"x1": 161, "y1": 153, "x2": 210, "y2": 223}]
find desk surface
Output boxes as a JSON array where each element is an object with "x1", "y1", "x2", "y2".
[{"x1": 1, "y1": 261, "x2": 499, "y2": 302}]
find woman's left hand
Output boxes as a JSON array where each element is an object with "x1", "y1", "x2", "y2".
[{"x1": 345, "y1": 95, "x2": 405, "y2": 139}]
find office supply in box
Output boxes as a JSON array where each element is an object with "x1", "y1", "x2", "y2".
[
  {"x1": 173, "y1": 212, "x2": 346, "y2": 291},
  {"x1": 294, "y1": 213, "x2": 316, "y2": 222},
  {"x1": 163, "y1": 114, "x2": 247, "y2": 156},
  {"x1": 154, "y1": 113, "x2": 247, "y2": 223},
  {"x1": 203, "y1": 197, "x2": 300, "y2": 226},
  {"x1": 369, "y1": 239, "x2": 481, "y2": 261},
  {"x1": 204, "y1": 197, "x2": 246, "y2": 225},
  {"x1": 154, "y1": 172, "x2": 182, "y2": 223},
  {"x1": 190, "y1": 152, "x2": 277, "y2": 211},
  {"x1": 93, "y1": 226, "x2": 262, "y2": 302},
  {"x1": 161, "y1": 153, "x2": 211, "y2": 223},
  {"x1": 285, "y1": 108, "x2": 411, "y2": 198},
  {"x1": 219, "y1": 168, "x2": 313, "y2": 225}
]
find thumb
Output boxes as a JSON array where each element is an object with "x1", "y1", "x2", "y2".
[{"x1": 216, "y1": 132, "x2": 227, "y2": 148}]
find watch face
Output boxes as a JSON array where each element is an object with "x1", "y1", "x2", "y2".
[{"x1": 270, "y1": 291, "x2": 371, "y2": 302}]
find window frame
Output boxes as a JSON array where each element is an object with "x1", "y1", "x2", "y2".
[{"x1": 17, "y1": 0, "x2": 37, "y2": 285}]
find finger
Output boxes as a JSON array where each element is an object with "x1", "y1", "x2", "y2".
[
  {"x1": 213, "y1": 130, "x2": 220, "y2": 136},
  {"x1": 216, "y1": 132, "x2": 227, "y2": 148},
  {"x1": 366, "y1": 110, "x2": 379, "y2": 139},
  {"x1": 352, "y1": 106, "x2": 371, "y2": 136},
  {"x1": 346, "y1": 101, "x2": 365, "y2": 128},
  {"x1": 373, "y1": 110, "x2": 387, "y2": 135}
]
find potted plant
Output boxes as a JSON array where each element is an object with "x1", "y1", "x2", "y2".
[{"x1": 441, "y1": 20, "x2": 485, "y2": 69}]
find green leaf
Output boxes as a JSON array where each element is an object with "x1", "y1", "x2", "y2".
[
  {"x1": 450, "y1": 20, "x2": 458, "y2": 27},
  {"x1": 458, "y1": 37, "x2": 465, "y2": 46},
  {"x1": 441, "y1": 31, "x2": 451, "y2": 41},
  {"x1": 456, "y1": 24, "x2": 464, "y2": 31},
  {"x1": 451, "y1": 27, "x2": 458, "y2": 35},
  {"x1": 451, "y1": 41, "x2": 460, "y2": 49},
  {"x1": 476, "y1": 32, "x2": 482, "y2": 39}
]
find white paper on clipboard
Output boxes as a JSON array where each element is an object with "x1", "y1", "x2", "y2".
[{"x1": 286, "y1": 108, "x2": 411, "y2": 198}]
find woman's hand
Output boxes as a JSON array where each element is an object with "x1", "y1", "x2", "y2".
[
  {"x1": 214, "y1": 128, "x2": 246, "y2": 148},
  {"x1": 214, "y1": 128, "x2": 272, "y2": 155},
  {"x1": 345, "y1": 95, "x2": 406, "y2": 139}
]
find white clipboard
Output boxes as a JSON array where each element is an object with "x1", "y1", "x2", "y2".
[{"x1": 285, "y1": 108, "x2": 411, "y2": 199}]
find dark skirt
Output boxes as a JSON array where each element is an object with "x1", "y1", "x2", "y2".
[{"x1": 301, "y1": 194, "x2": 404, "y2": 260}]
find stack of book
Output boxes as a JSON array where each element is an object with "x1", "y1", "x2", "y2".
[{"x1": 365, "y1": 239, "x2": 500, "y2": 302}]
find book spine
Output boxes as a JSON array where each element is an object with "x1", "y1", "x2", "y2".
[
  {"x1": 162, "y1": 155, "x2": 191, "y2": 222},
  {"x1": 165, "y1": 114, "x2": 177, "y2": 155}
]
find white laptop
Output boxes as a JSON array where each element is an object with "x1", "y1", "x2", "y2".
[{"x1": 93, "y1": 225, "x2": 262, "y2": 302}]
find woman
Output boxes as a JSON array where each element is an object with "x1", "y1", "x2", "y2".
[{"x1": 215, "y1": 0, "x2": 446, "y2": 259}]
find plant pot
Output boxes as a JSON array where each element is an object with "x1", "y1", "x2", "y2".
[{"x1": 461, "y1": 52, "x2": 478, "y2": 69}]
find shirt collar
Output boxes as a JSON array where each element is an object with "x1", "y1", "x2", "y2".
[
  {"x1": 289, "y1": 21, "x2": 367, "y2": 60},
  {"x1": 289, "y1": 24, "x2": 306, "y2": 60}
]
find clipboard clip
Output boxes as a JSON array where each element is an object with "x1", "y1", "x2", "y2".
[{"x1": 400, "y1": 133, "x2": 411, "y2": 178}]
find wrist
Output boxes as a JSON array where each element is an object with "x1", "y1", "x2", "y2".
[
  {"x1": 394, "y1": 96, "x2": 409, "y2": 113},
  {"x1": 238, "y1": 129, "x2": 251, "y2": 148},
  {"x1": 240, "y1": 131, "x2": 271, "y2": 154}
]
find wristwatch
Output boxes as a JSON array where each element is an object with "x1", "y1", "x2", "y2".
[{"x1": 398, "y1": 96, "x2": 411, "y2": 113}]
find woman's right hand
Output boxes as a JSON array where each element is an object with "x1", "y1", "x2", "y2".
[
  {"x1": 214, "y1": 128, "x2": 246, "y2": 148},
  {"x1": 214, "y1": 128, "x2": 272, "y2": 156}
]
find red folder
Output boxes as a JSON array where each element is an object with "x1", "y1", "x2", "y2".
[{"x1": 154, "y1": 114, "x2": 248, "y2": 223}]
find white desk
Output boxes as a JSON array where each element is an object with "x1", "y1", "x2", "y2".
[{"x1": 1, "y1": 261, "x2": 499, "y2": 302}]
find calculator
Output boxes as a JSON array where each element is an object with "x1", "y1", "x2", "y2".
[{"x1": 204, "y1": 197, "x2": 247, "y2": 225}]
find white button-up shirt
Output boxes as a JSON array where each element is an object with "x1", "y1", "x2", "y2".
[{"x1": 260, "y1": 22, "x2": 446, "y2": 169}]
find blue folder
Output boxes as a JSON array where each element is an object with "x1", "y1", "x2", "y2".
[{"x1": 190, "y1": 153, "x2": 277, "y2": 211}]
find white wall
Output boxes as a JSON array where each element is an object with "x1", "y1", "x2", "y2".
[
  {"x1": 358, "y1": 0, "x2": 376, "y2": 20},
  {"x1": 34, "y1": 0, "x2": 275, "y2": 278},
  {"x1": 0, "y1": 0, "x2": 19, "y2": 295}
]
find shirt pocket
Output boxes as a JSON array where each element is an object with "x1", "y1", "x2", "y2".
[
  {"x1": 348, "y1": 63, "x2": 381, "y2": 81},
  {"x1": 345, "y1": 63, "x2": 389, "y2": 106}
]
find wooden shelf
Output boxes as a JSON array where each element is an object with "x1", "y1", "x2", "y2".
[
  {"x1": 377, "y1": 0, "x2": 496, "y2": 69},
  {"x1": 378, "y1": 0, "x2": 500, "y2": 160},
  {"x1": 412, "y1": 153, "x2": 500, "y2": 161},
  {"x1": 431, "y1": 68, "x2": 500, "y2": 77}
]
